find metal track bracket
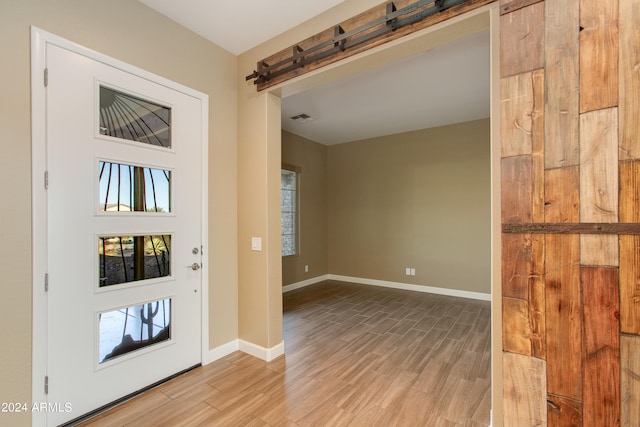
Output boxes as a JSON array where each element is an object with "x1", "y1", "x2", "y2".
[{"x1": 245, "y1": 0, "x2": 469, "y2": 86}]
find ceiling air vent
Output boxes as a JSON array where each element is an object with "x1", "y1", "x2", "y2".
[{"x1": 290, "y1": 113, "x2": 314, "y2": 124}]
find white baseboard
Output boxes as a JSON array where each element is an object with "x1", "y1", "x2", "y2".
[
  {"x1": 204, "y1": 339, "x2": 286, "y2": 364},
  {"x1": 282, "y1": 274, "x2": 330, "y2": 293},
  {"x1": 239, "y1": 340, "x2": 285, "y2": 362},
  {"x1": 328, "y1": 274, "x2": 491, "y2": 301},
  {"x1": 203, "y1": 339, "x2": 240, "y2": 365}
]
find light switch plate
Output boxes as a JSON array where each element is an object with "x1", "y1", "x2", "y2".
[{"x1": 251, "y1": 237, "x2": 262, "y2": 251}]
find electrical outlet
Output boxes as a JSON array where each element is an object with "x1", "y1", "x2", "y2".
[
  {"x1": 411, "y1": 268, "x2": 416, "y2": 276},
  {"x1": 305, "y1": 265, "x2": 309, "y2": 273},
  {"x1": 405, "y1": 267, "x2": 411, "y2": 276}
]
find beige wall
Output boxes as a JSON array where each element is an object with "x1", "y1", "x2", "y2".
[
  {"x1": 282, "y1": 120, "x2": 490, "y2": 295},
  {"x1": 281, "y1": 131, "x2": 329, "y2": 285},
  {"x1": 0, "y1": 1, "x2": 238, "y2": 424},
  {"x1": 327, "y1": 119, "x2": 491, "y2": 294},
  {"x1": 237, "y1": 0, "x2": 387, "y2": 351}
]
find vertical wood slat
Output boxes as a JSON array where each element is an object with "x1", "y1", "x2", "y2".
[
  {"x1": 502, "y1": 156, "x2": 532, "y2": 224},
  {"x1": 547, "y1": 394, "x2": 583, "y2": 426},
  {"x1": 501, "y1": 232, "x2": 544, "y2": 358},
  {"x1": 619, "y1": 0, "x2": 640, "y2": 161},
  {"x1": 544, "y1": 0, "x2": 580, "y2": 168},
  {"x1": 545, "y1": 234, "x2": 582, "y2": 401},
  {"x1": 580, "y1": 107, "x2": 619, "y2": 267},
  {"x1": 581, "y1": 234, "x2": 619, "y2": 267},
  {"x1": 544, "y1": 162, "x2": 581, "y2": 401},
  {"x1": 502, "y1": 233, "x2": 532, "y2": 300},
  {"x1": 500, "y1": 69, "x2": 544, "y2": 164},
  {"x1": 620, "y1": 162, "x2": 640, "y2": 334},
  {"x1": 620, "y1": 235, "x2": 640, "y2": 335},
  {"x1": 500, "y1": 2, "x2": 544, "y2": 77},
  {"x1": 500, "y1": 72, "x2": 534, "y2": 158},
  {"x1": 531, "y1": 69, "x2": 545, "y2": 224},
  {"x1": 578, "y1": 91, "x2": 619, "y2": 218},
  {"x1": 620, "y1": 161, "x2": 640, "y2": 223},
  {"x1": 582, "y1": 267, "x2": 621, "y2": 427},
  {"x1": 529, "y1": 234, "x2": 545, "y2": 359},
  {"x1": 621, "y1": 334, "x2": 640, "y2": 427},
  {"x1": 503, "y1": 352, "x2": 547, "y2": 426},
  {"x1": 544, "y1": 166, "x2": 580, "y2": 223},
  {"x1": 579, "y1": 0, "x2": 619, "y2": 113},
  {"x1": 503, "y1": 297, "x2": 533, "y2": 356}
]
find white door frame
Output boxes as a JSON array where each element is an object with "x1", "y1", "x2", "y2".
[{"x1": 31, "y1": 26, "x2": 209, "y2": 425}]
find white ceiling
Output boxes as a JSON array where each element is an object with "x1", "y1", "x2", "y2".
[
  {"x1": 138, "y1": 1, "x2": 490, "y2": 146},
  {"x1": 282, "y1": 30, "x2": 490, "y2": 145}
]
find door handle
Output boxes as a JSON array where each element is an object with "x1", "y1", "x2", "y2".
[{"x1": 187, "y1": 263, "x2": 201, "y2": 271}]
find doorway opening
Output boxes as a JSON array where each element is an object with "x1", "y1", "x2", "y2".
[{"x1": 276, "y1": 5, "x2": 500, "y2": 425}]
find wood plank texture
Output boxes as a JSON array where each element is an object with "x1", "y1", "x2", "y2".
[
  {"x1": 502, "y1": 352, "x2": 547, "y2": 426},
  {"x1": 503, "y1": 1, "x2": 629, "y2": 425},
  {"x1": 500, "y1": 0, "x2": 543, "y2": 15},
  {"x1": 544, "y1": 0, "x2": 580, "y2": 168},
  {"x1": 622, "y1": 334, "x2": 640, "y2": 427},
  {"x1": 619, "y1": 102, "x2": 640, "y2": 333},
  {"x1": 500, "y1": 2, "x2": 544, "y2": 77},
  {"x1": 503, "y1": 223, "x2": 640, "y2": 235},
  {"x1": 500, "y1": 72, "x2": 534, "y2": 157},
  {"x1": 545, "y1": 235, "x2": 582, "y2": 400},
  {"x1": 544, "y1": 166, "x2": 580, "y2": 223},
  {"x1": 620, "y1": 235, "x2": 640, "y2": 335},
  {"x1": 546, "y1": 394, "x2": 583, "y2": 427},
  {"x1": 582, "y1": 267, "x2": 621, "y2": 427},
  {"x1": 620, "y1": 161, "x2": 640, "y2": 223},
  {"x1": 501, "y1": 233, "x2": 532, "y2": 300},
  {"x1": 531, "y1": 69, "x2": 545, "y2": 224},
  {"x1": 579, "y1": 0, "x2": 619, "y2": 113},
  {"x1": 579, "y1": 108, "x2": 619, "y2": 224},
  {"x1": 502, "y1": 297, "x2": 532, "y2": 356},
  {"x1": 581, "y1": 234, "x2": 619, "y2": 267},
  {"x1": 79, "y1": 281, "x2": 492, "y2": 426},
  {"x1": 501, "y1": 155, "x2": 532, "y2": 224},
  {"x1": 580, "y1": 107, "x2": 619, "y2": 267},
  {"x1": 529, "y1": 234, "x2": 545, "y2": 359},
  {"x1": 619, "y1": 0, "x2": 640, "y2": 161}
]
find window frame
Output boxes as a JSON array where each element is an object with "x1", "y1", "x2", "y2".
[{"x1": 281, "y1": 164, "x2": 301, "y2": 257}]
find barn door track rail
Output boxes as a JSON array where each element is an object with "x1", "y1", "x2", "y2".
[{"x1": 245, "y1": 0, "x2": 476, "y2": 90}]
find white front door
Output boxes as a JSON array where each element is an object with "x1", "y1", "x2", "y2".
[{"x1": 44, "y1": 44, "x2": 203, "y2": 426}]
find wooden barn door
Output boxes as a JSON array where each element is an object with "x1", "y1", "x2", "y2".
[{"x1": 500, "y1": 0, "x2": 639, "y2": 425}]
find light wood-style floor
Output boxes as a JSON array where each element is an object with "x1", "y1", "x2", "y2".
[{"x1": 80, "y1": 280, "x2": 491, "y2": 426}]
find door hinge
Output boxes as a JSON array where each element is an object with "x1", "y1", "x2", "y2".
[
  {"x1": 44, "y1": 171, "x2": 48, "y2": 189},
  {"x1": 44, "y1": 273, "x2": 49, "y2": 292},
  {"x1": 44, "y1": 376, "x2": 48, "y2": 394},
  {"x1": 44, "y1": 68, "x2": 48, "y2": 87}
]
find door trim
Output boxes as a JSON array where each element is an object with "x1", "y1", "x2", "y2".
[{"x1": 31, "y1": 27, "x2": 209, "y2": 425}]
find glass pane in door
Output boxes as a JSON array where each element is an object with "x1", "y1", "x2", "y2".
[
  {"x1": 99, "y1": 235, "x2": 171, "y2": 287},
  {"x1": 99, "y1": 161, "x2": 171, "y2": 213},
  {"x1": 99, "y1": 86, "x2": 171, "y2": 147},
  {"x1": 98, "y1": 298, "x2": 172, "y2": 364}
]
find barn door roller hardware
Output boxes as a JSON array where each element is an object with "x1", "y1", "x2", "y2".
[{"x1": 246, "y1": 0, "x2": 469, "y2": 87}]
